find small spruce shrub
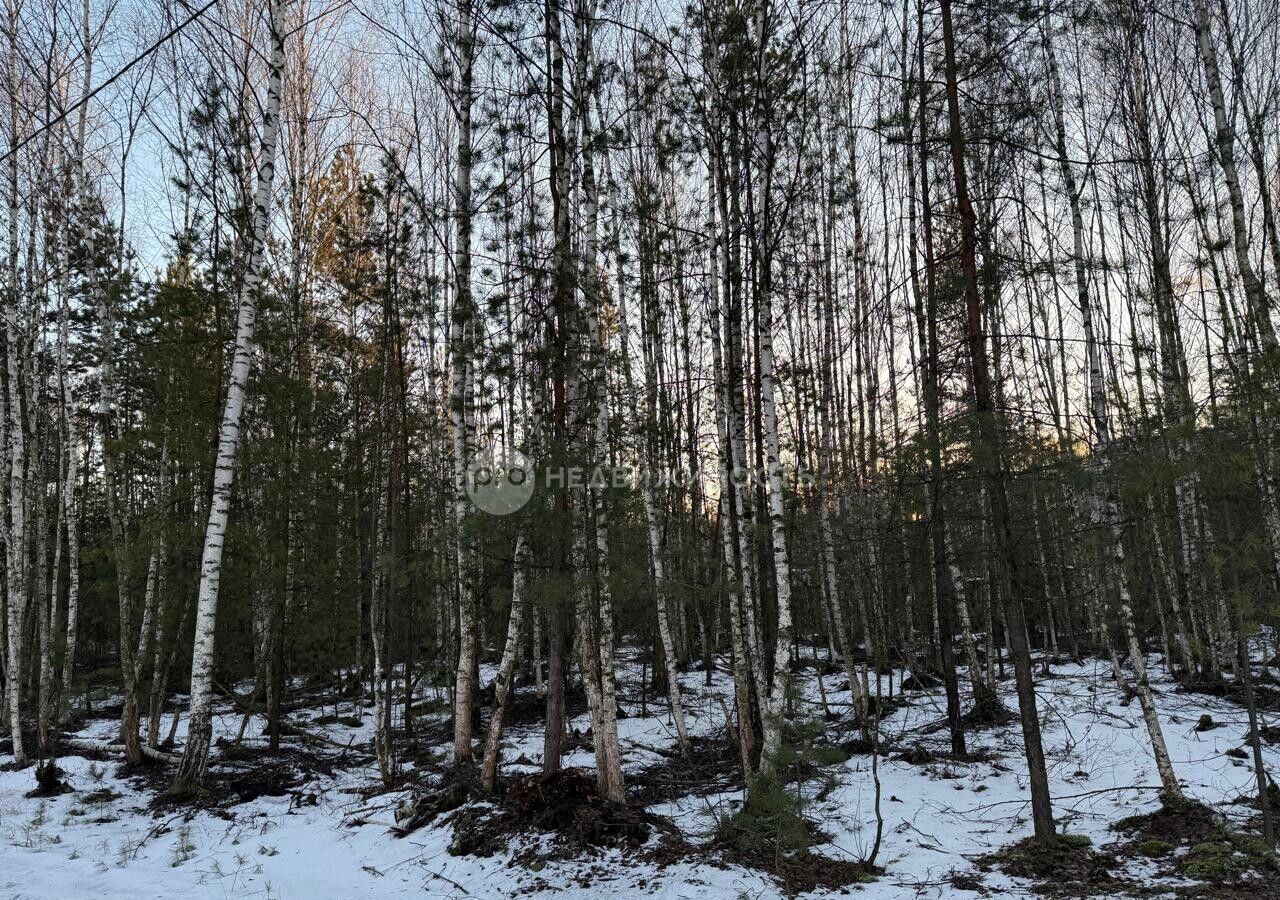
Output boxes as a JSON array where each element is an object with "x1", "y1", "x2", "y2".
[{"x1": 717, "y1": 774, "x2": 810, "y2": 855}]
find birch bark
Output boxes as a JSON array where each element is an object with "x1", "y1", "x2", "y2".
[
  {"x1": 3, "y1": 0, "x2": 27, "y2": 767},
  {"x1": 174, "y1": 0, "x2": 286, "y2": 790},
  {"x1": 450, "y1": 0, "x2": 478, "y2": 767},
  {"x1": 480, "y1": 533, "x2": 528, "y2": 792},
  {"x1": 1044, "y1": 5, "x2": 1180, "y2": 796}
]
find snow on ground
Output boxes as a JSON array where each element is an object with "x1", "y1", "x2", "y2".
[{"x1": 1, "y1": 651, "x2": 1276, "y2": 899}]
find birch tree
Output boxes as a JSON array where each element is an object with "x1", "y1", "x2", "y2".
[{"x1": 173, "y1": 0, "x2": 286, "y2": 792}]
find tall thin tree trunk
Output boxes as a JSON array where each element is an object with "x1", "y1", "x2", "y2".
[
  {"x1": 173, "y1": 0, "x2": 286, "y2": 791},
  {"x1": 480, "y1": 533, "x2": 529, "y2": 792},
  {"x1": 3, "y1": 0, "x2": 28, "y2": 767},
  {"x1": 1192, "y1": 0, "x2": 1275, "y2": 353},
  {"x1": 573, "y1": 13, "x2": 624, "y2": 800},
  {"x1": 97, "y1": 234, "x2": 145, "y2": 765},
  {"x1": 450, "y1": 0, "x2": 478, "y2": 768},
  {"x1": 909, "y1": 0, "x2": 964, "y2": 753},
  {"x1": 624, "y1": 220, "x2": 690, "y2": 754},
  {"x1": 1043, "y1": 3, "x2": 1180, "y2": 798},
  {"x1": 940, "y1": 0, "x2": 1055, "y2": 842},
  {"x1": 708, "y1": 158, "x2": 756, "y2": 776}
]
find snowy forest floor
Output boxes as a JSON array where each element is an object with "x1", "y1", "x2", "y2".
[{"x1": 2, "y1": 647, "x2": 1279, "y2": 899}]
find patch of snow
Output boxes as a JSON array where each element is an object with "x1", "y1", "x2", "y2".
[{"x1": 1, "y1": 650, "x2": 1274, "y2": 899}]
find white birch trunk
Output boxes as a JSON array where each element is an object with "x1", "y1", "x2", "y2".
[
  {"x1": 1045, "y1": 6, "x2": 1181, "y2": 795},
  {"x1": 370, "y1": 474, "x2": 392, "y2": 782},
  {"x1": 948, "y1": 551, "x2": 987, "y2": 700},
  {"x1": 1192, "y1": 0, "x2": 1276, "y2": 353},
  {"x1": 173, "y1": 0, "x2": 285, "y2": 789},
  {"x1": 480, "y1": 533, "x2": 528, "y2": 792},
  {"x1": 1113, "y1": 520, "x2": 1182, "y2": 796},
  {"x1": 38, "y1": 428, "x2": 64, "y2": 751},
  {"x1": 1190, "y1": 0, "x2": 1280, "y2": 610},
  {"x1": 450, "y1": 0, "x2": 477, "y2": 766},
  {"x1": 146, "y1": 532, "x2": 172, "y2": 747},
  {"x1": 1146, "y1": 495, "x2": 1192, "y2": 670},
  {"x1": 3, "y1": 0, "x2": 27, "y2": 767},
  {"x1": 614, "y1": 203, "x2": 690, "y2": 755},
  {"x1": 52, "y1": 0, "x2": 92, "y2": 733},
  {"x1": 578, "y1": 79, "x2": 624, "y2": 801},
  {"x1": 706, "y1": 172, "x2": 756, "y2": 774},
  {"x1": 2, "y1": 262, "x2": 24, "y2": 766},
  {"x1": 58, "y1": 416, "x2": 81, "y2": 724},
  {"x1": 815, "y1": 191, "x2": 866, "y2": 722},
  {"x1": 742, "y1": 0, "x2": 796, "y2": 775},
  {"x1": 755, "y1": 236, "x2": 795, "y2": 774},
  {"x1": 36, "y1": 456, "x2": 55, "y2": 753}
]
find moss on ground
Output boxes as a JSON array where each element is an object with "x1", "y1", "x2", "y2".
[
  {"x1": 1137, "y1": 839, "x2": 1173, "y2": 857},
  {"x1": 1110, "y1": 796, "x2": 1275, "y2": 885},
  {"x1": 981, "y1": 834, "x2": 1114, "y2": 884}
]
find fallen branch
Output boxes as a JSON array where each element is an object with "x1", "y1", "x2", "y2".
[
  {"x1": 947, "y1": 784, "x2": 1159, "y2": 817},
  {"x1": 418, "y1": 862, "x2": 472, "y2": 895},
  {"x1": 65, "y1": 738, "x2": 181, "y2": 765},
  {"x1": 214, "y1": 680, "x2": 358, "y2": 750}
]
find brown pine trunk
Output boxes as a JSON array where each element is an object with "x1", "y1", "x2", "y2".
[
  {"x1": 940, "y1": 0, "x2": 1054, "y2": 842},
  {"x1": 542, "y1": 607, "x2": 568, "y2": 777}
]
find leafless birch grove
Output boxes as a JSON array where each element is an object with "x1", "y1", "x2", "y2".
[{"x1": 1, "y1": 0, "x2": 1279, "y2": 892}]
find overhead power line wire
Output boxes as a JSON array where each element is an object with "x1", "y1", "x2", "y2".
[{"x1": 0, "y1": 0, "x2": 221, "y2": 166}]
